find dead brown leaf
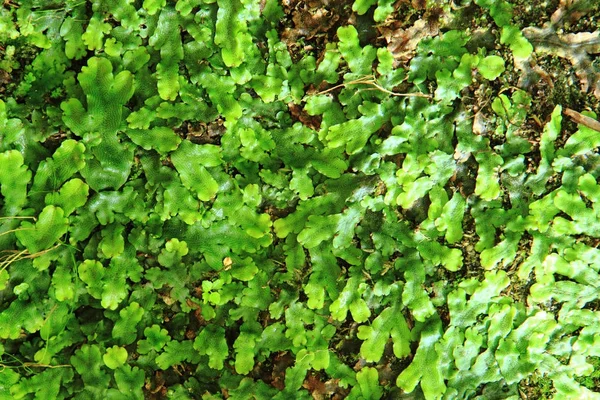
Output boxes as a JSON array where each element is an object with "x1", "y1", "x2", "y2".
[{"x1": 379, "y1": 19, "x2": 439, "y2": 67}]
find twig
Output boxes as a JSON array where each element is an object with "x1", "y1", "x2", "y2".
[{"x1": 564, "y1": 107, "x2": 600, "y2": 132}]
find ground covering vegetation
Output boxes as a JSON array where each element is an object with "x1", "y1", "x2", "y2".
[{"x1": 1, "y1": 0, "x2": 600, "y2": 398}]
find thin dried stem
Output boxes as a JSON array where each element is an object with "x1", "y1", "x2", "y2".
[{"x1": 309, "y1": 74, "x2": 431, "y2": 98}]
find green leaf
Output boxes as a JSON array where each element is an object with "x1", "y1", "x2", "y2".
[
  {"x1": 71, "y1": 344, "x2": 110, "y2": 390},
  {"x1": 326, "y1": 102, "x2": 386, "y2": 154},
  {"x1": 477, "y1": 55, "x2": 505, "y2": 80},
  {"x1": 143, "y1": 0, "x2": 166, "y2": 14},
  {"x1": 215, "y1": 0, "x2": 252, "y2": 67},
  {"x1": 230, "y1": 256, "x2": 259, "y2": 281},
  {"x1": 357, "y1": 306, "x2": 411, "y2": 362},
  {"x1": 337, "y1": 25, "x2": 377, "y2": 75},
  {"x1": 374, "y1": 0, "x2": 395, "y2": 21},
  {"x1": 527, "y1": 105, "x2": 561, "y2": 194},
  {"x1": 435, "y1": 192, "x2": 466, "y2": 244},
  {"x1": 297, "y1": 214, "x2": 340, "y2": 249},
  {"x1": 315, "y1": 44, "x2": 342, "y2": 84},
  {"x1": 113, "y1": 302, "x2": 145, "y2": 345},
  {"x1": 250, "y1": 75, "x2": 283, "y2": 103},
  {"x1": 114, "y1": 365, "x2": 145, "y2": 399},
  {"x1": 171, "y1": 141, "x2": 220, "y2": 201},
  {"x1": 193, "y1": 325, "x2": 229, "y2": 370},
  {"x1": 397, "y1": 177, "x2": 435, "y2": 209},
  {"x1": 330, "y1": 276, "x2": 371, "y2": 323},
  {"x1": 304, "y1": 281, "x2": 325, "y2": 310},
  {"x1": 0, "y1": 99, "x2": 25, "y2": 149},
  {"x1": 30, "y1": 139, "x2": 86, "y2": 206},
  {"x1": 82, "y1": 134, "x2": 135, "y2": 191},
  {"x1": 501, "y1": 25, "x2": 533, "y2": 59},
  {"x1": 44, "y1": 178, "x2": 89, "y2": 216},
  {"x1": 61, "y1": 57, "x2": 134, "y2": 136},
  {"x1": 156, "y1": 340, "x2": 198, "y2": 370},
  {"x1": 99, "y1": 223, "x2": 126, "y2": 258},
  {"x1": 396, "y1": 318, "x2": 445, "y2": 399},
  {"x1": 352, "y1": 0, "x2": 376, "y2": 14},
  {"x1": 149, "y1": 7, "x2": 183, "y2": 100},
  {"x1": 82, "y1": 15, "x2": 111, "y2": 50},
  {"x1": 78, "y1": 259, "x2": 104, "y2": 300},
  {"x1": 402, "y1": 261, "x2": 436, "y2": 322},
  {"x1": 356, "y1": 367, "x2": 383, "y2": 399},
  {"x1": 474, "y1": 151, "x2": 503, "y2": 201},
  {"x1": 10, "y1": 368, "x2": 73, "y2": 400},
  {"x1": 480, "y1": 231, "x2": 521, "y2": 270},
  {"x1": 52, "y1": 263, "x2": 75, "y2": 302},
  {"x1": 16, "y1": 206, "x2": 68, "y2": 253},
  {"x1": 0, "y1": 150, "x2": 31, "y2": 215},
  {"x1": 233, "y1": 323, "x2": 261, "y2": 374},
  {"x1": 233, "y1": 206, "x2": 273, "y2": 239},
  {"x1": 126, "y1": 127, "x2": 182, "y2": 154},
  {"x1": 448, "y1": 271, "x2": 510, "y2": 328},
  {"x1": 103, "y1": 346, "x2": 128, "y2": 369},
  {"x1": 158, "y1": 238, "x2": 188, "y2": 268},
  {"x1": 285, "y1": 349, "x2": 312, "y2": 391},
  {"x1": 138, "y1": 325, "x2": 170, "y2": 354},
  {"x1": 290, "y1": 168, "x2": 314, "y2": 200},
  {"x1": 560, "y1": 112, "x2": 600, "y2": 156}
]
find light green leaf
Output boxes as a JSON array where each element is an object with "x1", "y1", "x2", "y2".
[
  {"x1": 474, "y1": 152, "x2": 503, "y2": 201},
  {"x1": 298, "y1": 214, "x2": 340, "y2": 249},
  {"x1": 113, "y1": 302, "x2": 145, "y2": 345},
  {"x1": 501, "y1": 25, "x2": 533, "y2": 59},
  {"x1": 448, "y1": 271, "x2": 510, "y2": 328},
  {"x1": 330, "y1": 276, "x2": 371, "y2": 323},
  {"x1": 114, "y1": 365, "x2": 145, "y2": 398},
  {"x1": 215, "y1": 0, "x2": 252, "y2": 67},
  {"x1": 356, "y1": 367, "x2": 383, "y2": 399},
  {"x1": 82, "y1": 15, "x2": 111, "y2": 50},
  {"x1": 403, "y1": 262, "x2": 436, "y2": 322},
  {"x1": 103, "y1": 346, "x2": 128, "y2": 370},
  {"x1": 138, "y1": 325, "x2": 170, "y2": 354},
  {"x1": 231, "y1": 257, "x2": 258, "y2": 281},
  {"x1": 337, "y1": 25, "x2": 377, "y2": 75},
  {"x1": 396, "y1": 318, "x2": 445, "y2": 399},
  {"x1": 143, "y1": 0, "x2": 166, "y2": 14},
  {"x1": 126, "y1": 127, "x2": 182, "y2": 154},
  {"x1": 99, "y1": 223, "x2": 126, "y2": 258},
  {"x1": 149, "y1": 7, "x2": 183, "y2": 100},
  {"x1": 352, "y1": 0, "x2": 376, "y2": 14},
  {"x1": 44, "y1": 178, "x2": 89, "y2": 216},
  {"x1": 71, "y1": 344, "x2": 110, "y2": 390},
  {"x1": 30, "y1": 140, "x2": 86, "y2": 205},
  {"x1": 61, "y1": 57, "x2": 134, "y2": 136},
  {"x1": 233, "y1": 323, "x2": 261, "y2": 375},
  {"x1": 560, "y1": 112, "x2": 600, "y2": 156},
  {"x1": 435, "y1": 192, "x2": 466, "y2": 244},
  {"x1": 171, "y1": 143, "x2": 219, "y2": 201},
  {"x1": 193, "y1": 325, "x2": 228, "y2": 370},
  {"x1": 52, "y1": 264, "x2": 75, "y2": 302},
  {"x1": 0, "y1": 150, "x2": 31, "y2": 215},
  {"x1": 16, "y1": 206, "x2": 68, "y2": 253},
  {"x1": 478, "y1": 55, "x2": 505, "y2": 80},
  {"x1": 290, "y1": 168, "x2": 314, "y2": 200},
  {"x1": 156, "y1": 340, "x2": 197, "y2": 370},
  {"x1": 357, "y1": 306, "x2": 411, "y2": 362}
]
